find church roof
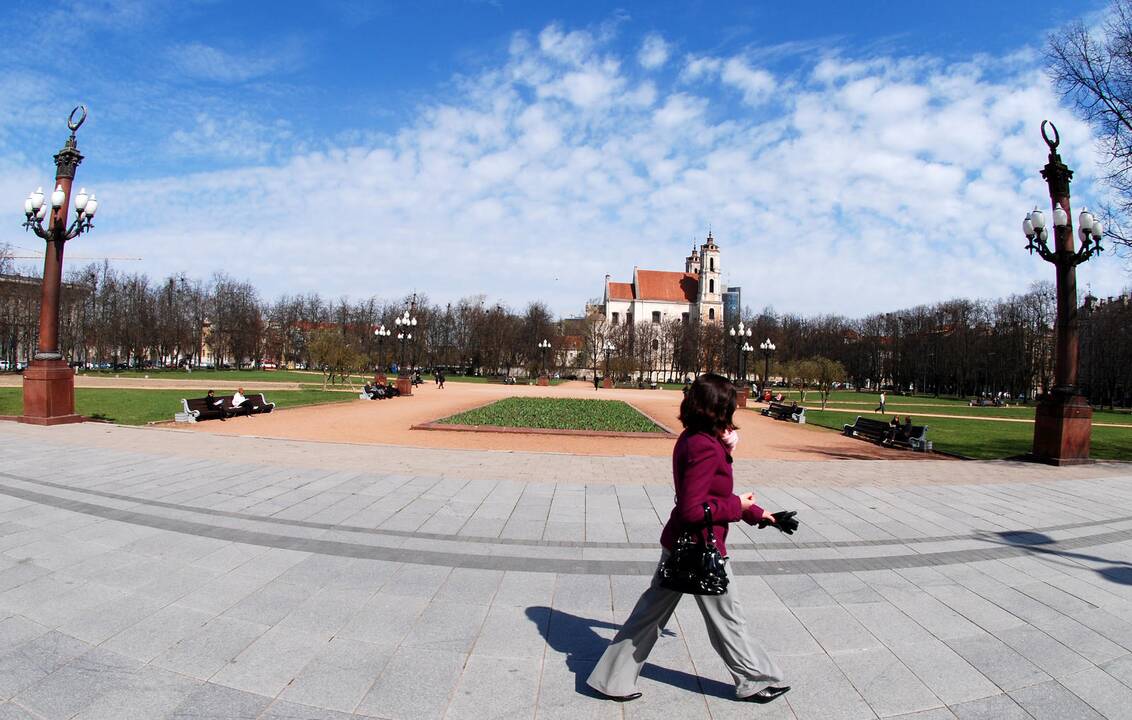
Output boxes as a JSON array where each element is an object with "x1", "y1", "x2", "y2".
[
  {"x1": 608, "y1": 282, "x2": 635, "y2": 301},
  {"x1": 608, "y1": 271, "x2": 699, "y2": 303}
]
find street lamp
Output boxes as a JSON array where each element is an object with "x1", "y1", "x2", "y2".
[
  {"x1": 1020, "y1": 120, "x2": 1103, "y2": 465},
  {"x1": 729, "y1": 321, "x2": 752, "y2": 383},
  {"x1": 19, "y1": 106, "x2": 97, "y2": 425},
  {"x1": 741, "y1": 342, "x2": 754, "y2": 385},
  {"x1": 760, "y1": 338, "x2": 776, "y2": 395},
  {"x1": 394, "y1": 311, "x2": 417, "y2": 372},
  {"x1": 537, "y1": 338, "x2": 551, "y2": 378},
  {"x1": 602, "y1": 339, "x2": 615, "y2": 388},
  {"x1": 373, "y1": 325, "x2": 390, "y2": 372}
]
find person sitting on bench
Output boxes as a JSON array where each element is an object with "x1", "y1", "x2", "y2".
[
  {"x1": 206, "y1": 389, "x2": 228, "y2": 421},
  {"x1": 232, "y1": 387, "x2": 247, "y2": 411},
  {"x1": 385, "y1": 383, "x2": 400, "y2": 397},
  {"x1": 884, "y1": 416, "x2": 901, "y2": 444}
]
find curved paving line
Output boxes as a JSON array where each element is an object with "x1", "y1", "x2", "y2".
[
  {"x1": 2, "y1": 478, "x2": 1132, "y2": 576},
  {"x1": 1, "y1": 470, "x2": 1130, "y2": 552}
]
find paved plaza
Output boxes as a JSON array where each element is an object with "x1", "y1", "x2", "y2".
[{"x1": 1, "y1": 421, "x2": 1132, "y2": 718}]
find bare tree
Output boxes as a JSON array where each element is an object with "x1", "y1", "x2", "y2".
[{"x1": 1048, "y1": 1, "x2": 1132, "y2": 252}]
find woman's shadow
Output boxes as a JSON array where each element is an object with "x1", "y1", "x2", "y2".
[{"x1": 525, "y1": 606, "x2": 734, "y2": 699}]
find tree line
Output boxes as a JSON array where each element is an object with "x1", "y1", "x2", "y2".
[{"x1": 3, "y1": 245, "x2": 1127, "y2": 405}]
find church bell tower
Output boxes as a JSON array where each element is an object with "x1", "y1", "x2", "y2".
[{"x1": 698, "y1": 231, "x2": 723, "y2": 323}]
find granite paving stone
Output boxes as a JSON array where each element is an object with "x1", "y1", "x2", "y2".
[
  {"x1": 278, "y1": 636, "x2": 394, "y2": 713},
  {"x1": 2, "y1": 424, "x2": 1132, "y2": 718},
  {"x1": 1008, "y1": 679, "x2": 1105, "y2": 720}
]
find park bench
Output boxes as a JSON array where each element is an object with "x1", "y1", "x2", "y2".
[
  {"x1": 175, "y1": 393, "x2": 275, "y2": 423},
  {"x1": 843, "y1": 416, "x2": 931, "y2": 451},
  {"x1": 842, "y1": 416, "x2": 890, "y2": 442},
  {"x1": 762, "y1": 402, "x2": 806, "y2": 423}
]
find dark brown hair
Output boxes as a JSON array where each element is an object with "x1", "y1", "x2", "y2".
[{"x1": 678, "y1": 373, "x2": 737, "y2": 436}]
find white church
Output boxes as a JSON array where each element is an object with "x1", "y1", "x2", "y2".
[{"x1": 600, "y1": 231, "x2": 726, "y2": 327}]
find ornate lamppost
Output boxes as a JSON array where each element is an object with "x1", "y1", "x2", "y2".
[
  {"x1": 602, "y1": 339, "x2": 615, "y2": 389},
  {"x1": 1020, "y1": 121, "x2": 1104, "y2": 465},
  {"x1": 741, "y1": 341, "x2": 754, "y2": 384},
  {"x1": 394, "y1": 310, "x2": 417, "y2": 395},
  {"x1": 729, "y1": 321, "x2": 752, "y2": 384},
  {"x1": 759, "y1": 338, "x2": 776, "y2": 399},
  {"x1": 373, "y1": 325, "x2": 390, "y2": 384},
  {"x1": 537, "y1": 339, "x2": 551, "y2": 385},
  {"x1": 19, "y1": 106, "x2": 98, "y2": 425}
]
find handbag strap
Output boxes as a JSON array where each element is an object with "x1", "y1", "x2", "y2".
[{"x1": 701, "y1": 502, "x2": 718, "y2": 547}]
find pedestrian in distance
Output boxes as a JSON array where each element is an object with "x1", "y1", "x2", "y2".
[
  {"x1": 875, "y1": 391, "x2": 886, "y2": 413},
  {"x1": 587, "y1": 373, "x2": 797, "y2": 705}
]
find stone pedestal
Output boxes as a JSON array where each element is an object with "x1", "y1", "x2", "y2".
[
  {"x1": 537, "y1": 375, "x2": 549, "y2": 387},
  {"x1": 601, "y1": 376, "x2": 613, "y2": 389},
  {"x1": 21, "y1": 359, "x2": 83, "y2": 426},
  {"x1": 1032, "y1": 391, "x2": 1093, "y2": 465},
  {"x1": 737, "y1": 387, "x2": 750, "y2": 408},
  {"x1": 396, "y1": 375, "x2": 413, "y2": 396}
]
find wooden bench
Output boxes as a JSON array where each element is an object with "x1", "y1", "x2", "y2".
[
  {"x1": 843, "y1": 416, "x2": 931, "y2": 451},
  {"x1": 895, "y1": 425, "x2": 931, "y2": 451},
  {"x1": 175, "y1": 393, "x2": 275, "y2": 422},
  {"x1": 842, "y1": 416, "x2": 890, "y2": 442},
  {"x1": 762, "y1": 402, "x2": 806, "y2": 423}
]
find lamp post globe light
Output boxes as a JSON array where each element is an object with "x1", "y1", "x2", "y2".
[
  {"x1": 394, "y1": 310, "x2": 417, "y2": 395},
  {"x1": 537, "y1": 339, "x2": 552, "y2": 385},
  {"x1": 1020, "y1": 121, "x2": 1103, "y2": 465},
  {"x1": 19, "y1": 106, "x2": 97, "y2": 425},
  {"x1": 602, "y1": 339, "x2": 615, "y2": 389},
  {"x1": 729, "y1": 321, "x2": 752, "y2": 384},
  {"x1": 741, "y1": 341, "x2": 754, "y2": 385},
  {"x1": 373, "y1": 325, "x2": 390, "y2": 383},
  {"x1": 759, "y1": 338, "x2": 776, "y2": 399}
]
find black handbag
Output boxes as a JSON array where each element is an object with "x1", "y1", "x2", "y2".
[{"x1": 658, "y1": 502, "x2": 729, "y2": 595}]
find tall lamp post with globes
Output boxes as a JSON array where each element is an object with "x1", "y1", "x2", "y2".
[
  {"x1": 19, "y1": 106, "x2": 98, "y2": 425},
  {"x1": 741, "y1": 341, "x2": 754, "y2": 384},
  {"x1": 394, "y1": 310, "x2": 417, "y2": 396},
  {"x1": 1020, "y1": 120, "x2": 1104, "y2": 465},
  {"x1": 729, "y1": 321, "x2": 752, "y2": 384},
  {"x1": 373, "y1": 325, "x2": 390, "y2": 385},
  {"x1": 537, "y1": 339, "x2": 551, "y2": 386},
  {"x1": 759, "y1": 338, "x2": 776, "y2": 401},
  {"x1": 602, "y1": 340, "x2": 615, "y2": 389}
]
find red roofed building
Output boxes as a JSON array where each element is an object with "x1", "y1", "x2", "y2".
[{"x1": 600, "y1": 231, "x2": 724, "y2": 327}]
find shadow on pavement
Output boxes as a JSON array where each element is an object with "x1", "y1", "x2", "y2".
[
  {"x1": 978, "y1": 530, "x2": 1132, "y2": 586},
  {"x1": 526, "y1": 605, "x2": 734, "y2": 699}
]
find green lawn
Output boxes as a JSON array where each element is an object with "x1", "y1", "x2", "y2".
[
  {"x1": 798, "y1": 408, "x2": 1132, "y2": 460},
  {"x1": 437, "y1": 397, "x2": 665, "y2": 433},
  {"x1": 0, "y1": 387, "x2": 351, "y2": 425}
]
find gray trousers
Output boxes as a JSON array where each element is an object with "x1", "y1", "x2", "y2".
[{"x1": 587, "y1": 553, "x2": 784, "y2": 699}]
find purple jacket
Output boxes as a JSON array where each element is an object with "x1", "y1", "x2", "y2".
[{"x1": 660, "y1": 430, "x2": 765, "y2": 557}]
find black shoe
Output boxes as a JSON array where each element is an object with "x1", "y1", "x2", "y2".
[
  {"x1": 739, "y1": 685, "x2": 790, "y2": 704},
  {"x1": 596, "y1": 691, "x2": 642, "y2": 702}
]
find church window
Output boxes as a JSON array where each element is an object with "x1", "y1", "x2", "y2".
[
  {"x1": 612, "y1": 312, "x2": 619, "y2": 325},
  {"x1": 681, "y1": 313, "x2": 689, "y2": 323},
  {"x1": 709, "y1": 279, "x2": 715, "y2": 293},
  {"x1": 652, "y1": 311, "x2": 661, "y2": 324},
  {"x1": 708, "y1": 308, "x2": 715, "y2": 320},
  {"x1": 652, "y1": 339, "x2": 659, "y2": 351},
  {"x1": 710, "y1": 258, "x2": 715, "y2": 271}
]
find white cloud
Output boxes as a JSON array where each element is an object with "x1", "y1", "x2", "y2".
[
  {"x1": 5, "y1": 23, "x2": 1127, "y2": 319},
  {"x1": 639, "y1": 33, "x2": 670, "y2": 69}
]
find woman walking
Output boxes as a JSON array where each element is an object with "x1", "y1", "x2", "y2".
[{"x1": 587, "y1": 374, "x2": 795, "y2": 704}]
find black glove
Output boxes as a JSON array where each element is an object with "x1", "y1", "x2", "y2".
[{"x1": 758, "y1": 510, "x2": 799, "y2": 535}]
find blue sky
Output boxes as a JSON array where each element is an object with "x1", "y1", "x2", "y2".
[{"x1": 1, "y1": 0, "x2": 1126, "y2": 316}]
